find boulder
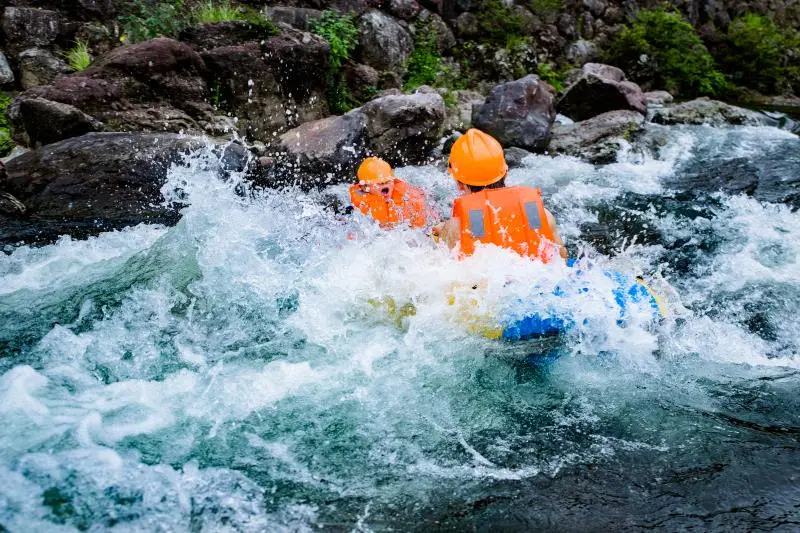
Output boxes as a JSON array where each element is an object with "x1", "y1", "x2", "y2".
[
  {"x1": 557, "y1": 62, "x2": 646, "y2": 121},
  {"x1": 362, "y1": 92, "x2": 446, "y2": 165},
  {"x1": 504, "y1": 146, "x2": 534, "y2": 168},
  {"x1": 342, "y1": 61, "x2": 380, "y2": 103},
  {"x1": 650, "y1": 98, "x2": 763, "y2": 126},
  {"x1": 0, "y1": 52, "x2": 14, "y2": 86},
  {"x1": 69, "y1": 0, "x2": 116, "y2": 21},
  {"x1": 266, "y1": 7, "x2": 323, "y2": 30},
  {"x1": 1, "y1": 7, "x2": 62, "y2": 53},
  {"x1": 358, "y1": 9, "x2": 413, "y2": 71},
  {"x1": 454, "y1": 12, "x2": 479, "y2": 38},
  {"x1": 18, "y1": 48, "x2": 70, "y2": 89},
  {"x1": 386, "y1": 0, "x2": 422, "y2": 20},
  {"x1": 548, "y1": 110, "x2": 645, "y2": 163},
  {"x1": 15, "y1": 97, "x2": 104, "y2": 146},
  {"x1": 180, "y1": 21, "x2": 277, "y2": 51},
  {"x1": 418, "y1": 11, "x2": 456, "y2": 53},
  {"x1": 442, "y1": 89, "x2": 484, "y2": 132},
  {"x1": 644, "y1": 91, "x2": 674, "y2": 106},
  {"x1": 472, "y1": 75, "x2": 557, "y2": 152},
  {"x1": 276, "y1": 110, "x2": 369, "y2": 187},
  {"x1": 565, "y1": 39, "x2": 598, "y2": 64},
  {"x1": 0, "y1": 132, "x2": 248, "y2": 246}
]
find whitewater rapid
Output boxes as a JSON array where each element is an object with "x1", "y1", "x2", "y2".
[{"x1": 1, "y1": 124, "x2": 799, "y2": 531}]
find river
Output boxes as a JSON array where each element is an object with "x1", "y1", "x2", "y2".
[{"x1": 1, "y1": 123, "x2": 799, "y2": 531}]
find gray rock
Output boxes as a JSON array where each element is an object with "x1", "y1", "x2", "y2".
[
  {"x1": 566, "y1": 39, "x2": 598, "y2": 64},
  {"x1": 504, "y1": 146, "x2": 534, "y2": 168},
  {"x1": 650, "y1": 97, "x2": 764, "y2": 126},
  {"x1": 16, "y1": 97, "x2": 104, "y2": 146},
  {"x1": 266, "y1": 7, "x2": 323, "y2": 30},
  {"x1": 386, "y1": 0, "x2": 422, "y2": 20},
  {"x1": 18, "y1": 48, "x2": 70, "y2": 89},
  {"x1": 2, "y1": 8, "x2": 61, "y2": 52},
  {"x1": 473, "y1": 75, "x2": 557, "y2": 152},
  {"x1": 442, "y1": 89, "x2": 485, "y2": 132},
  {"x1": 0, "y1": 52, "x2": 14, "y2": 86},
  {"x1": 0, "y1": 132, "x2": 243, "y2": 246},
  {"x1": 342, "y1": 61, "x2": 380, "y2": 103},
  {"x1": 362, "y1": 92, "x2": 446, "y2": 165},
  {"x1": 454, "y1": 12, "x2": 479, "y2": 38},
  {"x1": 558, "y1": 62, "x2": 646, "y2": 121},
  {"x1": 359, "y1": 10, "x2": 413, "y2": 71},
  {"x1": 644, "y1": 91, "x2": 674, "y2": 106},
  {"x1": 180, "y1": 21, "x2": 278, "y2": 50},
  {"x1": 418, "y1": 11, "x2": 456, "y2": 53},
  {"x1": 582, "y1": 0, "x2": 607, "y2": 17},
  {"x1": 277, "y1": 110, "x2": 370, "y2": 188},
  {"x1": 548, "y1": 109, "x2": 645, "y2": 163}
]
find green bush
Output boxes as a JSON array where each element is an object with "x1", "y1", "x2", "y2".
[
  {"x1": 719, "y1": 13, "x2": 800, "y2": 95},
  {"x1": 65, "y1": 40, "x2": 91, "y2": 72},
  {"x1": 309, "y1": 11, "x2": 361, "y2": 113},
  {"x1": 475, "y1": 0, "x2": 526, "y2": 46},
  {"x1": 537, "y1": 62, "x2": 567, "y2": 92},
  {"x1": 606, "y1": 7, "x2": 727, "y2": 96},
  {"x1": 528, "y1": 0, "x2": 563, "y2": 16},
  {"x1": 0, "y1": 92, "x2": 14, "y2": 157},
  {"x1": 404, "y1": 22, "x2": 444, "y2": 91},
  {"x1": 309, "y1": 11, "x2": 360, "y2": 70},
  {"x1": 193, "y1": 1, "x2": 242, "y2": 24},
  {"x1": 120, "y1": 0, "x2": 187, "y2": 42}
]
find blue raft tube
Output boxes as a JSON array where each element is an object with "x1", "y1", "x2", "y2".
[{"x1": 499, "y1": 259, "x2": 666, "y2": 342}]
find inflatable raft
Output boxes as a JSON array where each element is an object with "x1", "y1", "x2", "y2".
[{"x1": 449, "y1": 260, "x2": 666, "y2": 341}]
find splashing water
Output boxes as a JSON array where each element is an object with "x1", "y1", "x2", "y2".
[{"x1": 2, "y1": 125, "x2": 800, "y2": 531}]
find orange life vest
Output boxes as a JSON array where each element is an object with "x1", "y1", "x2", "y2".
[
  {"x1": 452, "y1": 186, "x2": 557, "y2": 260},
  {"x1": 348, "y1": 179, "x2": 427, "y2": 229}
]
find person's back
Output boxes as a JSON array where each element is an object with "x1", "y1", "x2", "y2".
[
  {"x1": 349, "y1": 157, "x2": 428, "y2": 229},
  {"x1": 436, "y1": 129, "x2": 567, "y2": 261}
]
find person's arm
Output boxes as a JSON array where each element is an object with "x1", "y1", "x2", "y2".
[
  {"x1": 545, "y1": 209, "x2": 568, "y2": 259},
  {"x1": 432, "y1": 217, "x2": 461, "y2": 248}
]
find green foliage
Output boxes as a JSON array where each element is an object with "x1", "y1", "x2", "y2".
[
  {"x1": 309, "y1": 11, "x2": 361, "y2": 113},
  {"x1": 0, "y1": 92, "x2": 14, "y2": 157},
  {"x1": 720, "y1": 13, "x2": 800, "y2": 94},
  {"x1": 309, "y1": 11, "x2": 360, "y2": 70},
  {"x1": 537, "y1": 62, "x2": 566, "y2": 92},
  {"x1": 606, "y1": 8, "x2": 727, "y2": 97},
  {"x1": 528, "y1": 0, "x2": 563, "y2": 15},
  {"x1": 120, "y1": 0, "x2": 187, "y2": 42},
  {"x1": 441, "y1": 88, "x2": 458, "y2": 109},
  {"x1": 193, "y1": 1, "x2": 243, "y2": 24},
  {"x1": 475, "y1": 0, "x2": 526, "y2": 46},
  {"x1": 65, "y1": 40, "x2": 91, "y2": 72},
  {"x1": 404, "y1": 22, "x2": 444, "y2": 91},
  {"x1": 504, "y1": 35, "x2": 536, "y2": 79}
]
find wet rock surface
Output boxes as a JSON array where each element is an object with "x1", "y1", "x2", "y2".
[
  {"x1": 473, "y1": 75, "x2": 557, "y2": 152},
  {"x1": 15, "y1": 97, "x2": 104, "y2": 146},
  {"x1": 358, "y1": 9, "x2": 413, "y2": 71},
  {"x1": 651, "y1": 97, "x2": 764, "y2": 126},
  {"x1": 548, "y1": 110, "x2": 644, "y2": 163},
  {"x1": 558, "y1": 63, "x2": 646, "y2": 121},
  {"x1": 0, "y1": 133, "x2": 245, "y2": 246}
]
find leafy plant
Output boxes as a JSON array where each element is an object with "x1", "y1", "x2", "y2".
[
  {"x1": 475, "y1": 0, "x2": 526, "y2": 46},
  {"x1": 404, "y1": 21, "x2": 444, "y2": 91},
  {"x1": 536, "y1": 62, "x2": 566, "y2": 92},
  {"x1": 193, "y1": 1, "x2": 242, "y2": 24},
  {"x1": 0, "y1": 92, "x2": 14, "y2": 157},
  {"x1": 309, "y1": 11, "x2": 361, "y2": 113},
  {"x1": 605, "y1": 7, "x2": 727, "y2": 96},
  {"x1": 528, "y1": 0, "x2": 563, "y2": 16},
  {"x1": 719, "y1": 13, "x2": 800, "y2": 94},
  {"x1": 65, "y1": 40, "x2": 91, "y2": 72},
  {"x1": 309, "y1": 11, "x2": 360, "y2": 70},
  {"x1": 120, "y1": 0, "x2": 187, "y2": 43}
]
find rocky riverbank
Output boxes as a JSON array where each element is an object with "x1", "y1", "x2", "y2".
[{"x1": 1, "y1": 0, "x2": 799, "y2": 247}]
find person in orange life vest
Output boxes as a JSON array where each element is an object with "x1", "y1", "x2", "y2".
[
  {"x1": 432, "y1": 129, "x2": 568, "y2": 261},
  {"x1": 348, "y1": 157, "x2": 428, "y2": 229}
]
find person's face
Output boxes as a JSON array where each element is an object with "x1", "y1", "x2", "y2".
[{"x1": 361, "y1": 180, "x2": 393, "y2": 197}]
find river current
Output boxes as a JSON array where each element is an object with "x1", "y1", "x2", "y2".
[{"x1": 1, "y1": 124, "x2": 799, "y2": 531}]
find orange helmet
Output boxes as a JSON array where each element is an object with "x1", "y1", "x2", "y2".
[
  {"x1": 448, "y1": 129, "x2": 508, "y2": 187},
  {"x1": 357, "y1": 157, "x2": 394, "y2": 184}
]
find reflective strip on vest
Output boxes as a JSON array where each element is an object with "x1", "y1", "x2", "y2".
[
  {"x1": 468, "y1": 209, "x2": 486, "y2": 238},
  {"x1": 524, "y1": 201, "x2": 542, "y2": 230}
]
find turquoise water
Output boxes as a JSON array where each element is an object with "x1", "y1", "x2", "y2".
[{"x1": 1, "y1": 125, "x2": 800, "y2": 531}]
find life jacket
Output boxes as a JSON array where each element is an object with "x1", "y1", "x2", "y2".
[
  {"x1": 348, "y1": 179, "x2": 427, "y2": 229},
  {"x1": 452, "y1": 186, "x2": 557, "y2": 261}
]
